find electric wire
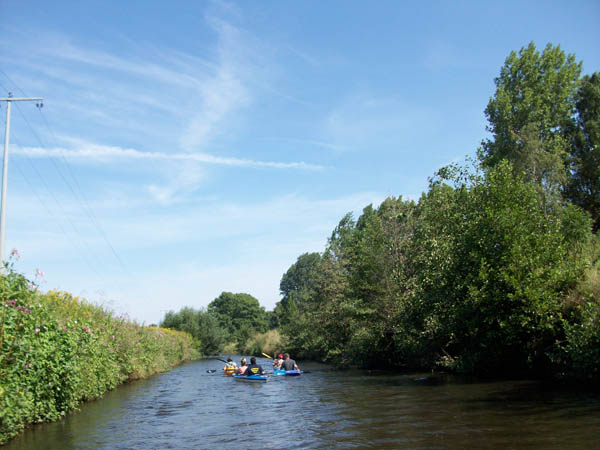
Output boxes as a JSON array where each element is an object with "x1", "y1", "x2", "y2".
[
  {"x1": 13, "y1": 102, "x2": 131, "y2": 276},
  {"x1": 0, "y1": 69, "x2": 131, "y2": 277},
  {"x1": 9, "y1": 131, "x2": 108, "y2": 283}
]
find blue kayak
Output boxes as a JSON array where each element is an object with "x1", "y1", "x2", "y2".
[
  {"x1": 232, "y1": 374, "x2": 268, "y2": 382},
  {"x1": 273, "y1": 369, "x2": 302, "y2": 376}
]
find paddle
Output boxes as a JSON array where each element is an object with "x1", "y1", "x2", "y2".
[{"x1": 261, "y1": 352, "x2": 273, "y2": 359}]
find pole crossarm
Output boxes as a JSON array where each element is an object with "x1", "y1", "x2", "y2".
[{"x1": 0, "y1": 97, "x2": 43, "y2": 102}]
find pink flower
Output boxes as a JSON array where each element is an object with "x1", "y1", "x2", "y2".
[
  {"x1": 10, "y1": 248, "x2": 20, "y2": 260},
  {"x1": 34, "y1": 328, "x2": 40, "y2": 333}
]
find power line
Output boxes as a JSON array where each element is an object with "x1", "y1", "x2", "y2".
[
  {"x1": 13, "y1": 102, "x2": 131, "y2": 276},
  {"x1": 0, "y1": 70, "x2": 131, "y2": 276},
  {"x1": 10, "y1": 135, "x2": 108, "y2": 283},
  {"x1": 1, "y1": 94, "x2": 43, "y2": 263},
  {"x1": 10, "y1": 131, "x2": 110, "y2": 281}
]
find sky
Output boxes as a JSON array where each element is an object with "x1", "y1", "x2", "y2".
[{"x1": 0, "y1": 1, "x2": 599, "y2": 325}]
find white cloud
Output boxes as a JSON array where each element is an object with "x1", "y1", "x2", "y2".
[{"x1": 14, "y1": 143, "x2": 325, "y2": 170}]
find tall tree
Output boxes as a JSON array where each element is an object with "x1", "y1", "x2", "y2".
[
  {"x1": 160, "y1": 307, "x2": 227, "y2": 355},
  {"x1": 480, "y1": 42, "x2": 582, "y2": 194},
  {"x1": 272, "y1": 252, "x2": 322, "y2": 328},
  {"x1": 565, "y1": 73, "x2": 600, "y2": 232},
  {"x1": 208, "y1": 292, "x2": 269, "y2": 344}
]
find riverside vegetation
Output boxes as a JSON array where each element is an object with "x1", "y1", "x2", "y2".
[
  {"x1": 272, "y1": 43, "x2": 600, "y2": 379},
  {"x1": 0, "y1": 262, "x2": 198, "y2": 445},
  {"x1": 165, "y1": 43, "x2": 599, "y2": 381}
]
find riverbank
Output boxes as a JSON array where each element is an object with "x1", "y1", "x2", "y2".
[{"x1": 0, "y1": 268, "x2": 199, "y2": 445}]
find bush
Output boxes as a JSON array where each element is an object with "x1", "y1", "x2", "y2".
[
  {"x1": 0, "y1": 268, "x2": 198, "y2": 445},
  {"x1": 241, "y1": 329, "x2": 283, "y2": 356}
]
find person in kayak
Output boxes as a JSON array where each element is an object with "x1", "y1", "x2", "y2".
[
  {"x1": 223, "y1": 357, "x2": 237, "y2": 373},
  {"x1": 245, "y1": 356, "x2": 265, "y2": 376},
  {"x1": 281, "y1": 353, "x2": 300, "y2": 371},
  {"x1": 237, "y1": 358, "x2": 248, "y2": 375},
  {"x1": 273, "y1": 353, "x2": 284, "y2": 369}
]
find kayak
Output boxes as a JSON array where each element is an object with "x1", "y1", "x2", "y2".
[
  {"x1": 223, "y1": 367, "x2": 236, "y2": 376},
  {"x1": 273, "y1": 369, "x2": 302, "y2": 376},
  {"x1": 232, "y1": 374, "x2": 268, "y2": 382}
]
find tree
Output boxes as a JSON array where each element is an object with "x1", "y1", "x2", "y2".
[
  {"x1": 480, "y1": 42, "x2": 582, "y2": 195},
  {"x1": 273, "y1": 252, "x2": 322, "y2": 328},
  {"x1": 160, "y1": 307, "x2": 227, "y2": 355},
  {"x1": 565, "y1": 73, "x2": 600, "y2": 232},
  {"x1": 208, "y1": 292, "x2": 269, "y2": 345}
]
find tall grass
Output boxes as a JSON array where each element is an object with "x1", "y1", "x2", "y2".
[
  {"x1": 0, "y1": 267, "x2": 198, "y2": 445},
  {"x1": 241, "y1": 329, "x2": 283, "y2": 356}
]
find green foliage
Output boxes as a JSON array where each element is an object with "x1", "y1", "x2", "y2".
[
  {"x1": 565, "y1": 73, "x2": 600, "y2": 232},
  {"x1": 481, "y1": 42, "x2": 582, "y2": 195},
  {"x1": 0, "y1": 268, "x2": 198, "y2": 445},
  {"x1": 275, "y1": 42, "x2": 599, "y2": 380},
  {"x1": 277, "y1": 158, "x2": 594, "y2": 377},
  {"x1": 208, "y1": 292, "x2": 269, "y2": 349},
  {"x1": 239, "y1": 329, "x2": 283, "y2": 356},
  {"x1": 160, "y1": 307, "x2": 227, "y2": 355},
  {"x1": 419, "y1": 161, "x2": 588, "y2": 374},
  {"x1": 272, "y1": 252, "x2": 322, "y2": 328}
]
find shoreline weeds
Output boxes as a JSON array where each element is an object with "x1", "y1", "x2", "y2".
[{"x1": 0, "y1": 269, "x2": 198, "y2": 445}]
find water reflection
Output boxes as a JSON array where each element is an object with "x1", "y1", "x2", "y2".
[{"x1": 6, "y1": 358, "x2": 600, "y2": 449}]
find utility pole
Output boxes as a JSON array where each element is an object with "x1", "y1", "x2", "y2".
[{"x1": 0, "y1": 93, "x2": 43, "y2": 264}]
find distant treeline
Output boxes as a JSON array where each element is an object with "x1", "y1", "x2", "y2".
[
  {"x1": 160, "y1": 292, "x2": 277, "y2": 356},
  {"x1": 272, "y1": 42, "x2": 599, "y2": 380}
]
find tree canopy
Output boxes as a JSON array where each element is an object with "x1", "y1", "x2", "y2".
[
  {"x1": 160, "y1": 307, "x2": 227, "y2": 355},
  {"x1": 565, "y1": 73, "x2": 600, "y2": 231},
  {"x1": 275, "y1": 42, "x2": 600, "y2": 380},
  {"x1": 208, "y1": 292, "x2": 269, "y2": 346},
  {"x1": 481, "y1": 42, "x2": 582, "y2": 194}
]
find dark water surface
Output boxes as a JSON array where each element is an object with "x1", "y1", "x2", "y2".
[{"x1": 6, "y1": 357, "x2": 600, "y2": 449}]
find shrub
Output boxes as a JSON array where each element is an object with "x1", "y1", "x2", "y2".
[{"x1": 0, "y1": 268, "x2": 198, "y2": 445}]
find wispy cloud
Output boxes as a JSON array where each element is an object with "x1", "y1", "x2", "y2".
[{"x1": 15, "y1": 143, "x2": 325, "y2": 170}]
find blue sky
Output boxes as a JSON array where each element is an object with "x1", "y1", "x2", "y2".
[{"x1": 1, "y1": 1, "x2": 599, "y2": 324}]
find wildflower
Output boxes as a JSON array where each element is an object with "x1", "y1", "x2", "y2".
[
  {"x1": 10, "y1": 248, "x2": 20, "y2": 261},
  {"x1": 34, "y1": 328, "x2": 40, "y2": 333},
  {"x1": 24, "y1": 363, "x2": 30, "y2": 370}
]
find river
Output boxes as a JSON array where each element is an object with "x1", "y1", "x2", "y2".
[{"x1": 5, "y1": 356, "x2": 600, "y2": 449}]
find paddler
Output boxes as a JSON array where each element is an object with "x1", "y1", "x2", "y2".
[
  {"x1": 273, "y1": 353, "x2": 284, "y2": 369},
  {"x1": 237, "y1": 358, "x2": 248, "y2": 375},
  {"x1": 245, "y1": 356, "x2": 265, "y2": 376},
  {"x1": 223, "y1": 357, "x2": 237, "y2": 374},
  {"x1": 281, "y1": 353, "x2": 300, "y2": 371}
]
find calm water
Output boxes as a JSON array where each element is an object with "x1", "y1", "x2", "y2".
[{"x1": 6, "y1": 356, "x2": 600, "y2": 449}]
